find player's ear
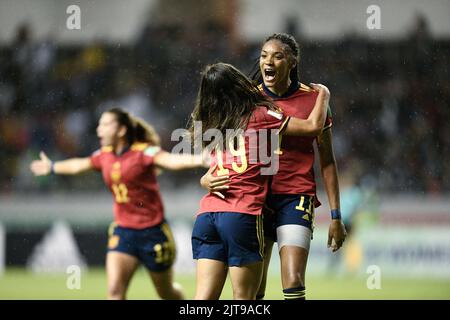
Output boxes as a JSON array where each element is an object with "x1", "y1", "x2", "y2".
[
  {"x1": 290, "y1": 58, "x2": 297, "y2": 70},
  {"x1": 118, "y1": 125, "x2": 127, "y2": 139}
]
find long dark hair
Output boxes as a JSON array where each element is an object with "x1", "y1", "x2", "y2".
[
  {"x1": 189, "y1": 63, "x2": 278, "y2": 148},
  {"x1": 250, "y1": 33, "x2": 300, "y2": 84},
  {"x1": 106, "y1": 108, "x2": 160, "y2": 146}
]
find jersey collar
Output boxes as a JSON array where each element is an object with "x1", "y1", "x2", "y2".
[
  {"x1": 262, "y1": 81, "x2": 299, "y2": 100},
  {"x1": 115, "y1": 144, "x2": 130, "y2": 157}
]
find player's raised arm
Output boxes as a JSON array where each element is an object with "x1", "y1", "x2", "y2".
[
  {"x1": 30, "y1": 151, "x2": 93, "y2": 176},
  {"x1": 283, "y1": 83, "x2": 330, "y2": 137},
  {"x1": 153, "y1": 150, "x2": 208, "y2": 171}
]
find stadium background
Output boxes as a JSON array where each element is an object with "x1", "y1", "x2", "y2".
[{"x1": 0, "y1": 0, "x2": 449, "y2": 299}]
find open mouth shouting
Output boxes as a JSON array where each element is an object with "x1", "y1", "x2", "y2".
[{"x1": 263, "y1": 67, "x2": 276, "y2": 84}]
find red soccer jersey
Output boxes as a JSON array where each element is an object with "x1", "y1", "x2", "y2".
[
  {"x1": 261, "y1": 83, "x2": 332, "y2": 204},
  {"x1": 90, "y1": 142, "x2": 164, "y2": 229},
  {"x1": 198, "y1": 106, "x2": 289, "y2": 216}
]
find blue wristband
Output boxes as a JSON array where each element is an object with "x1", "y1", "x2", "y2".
[
  {"x1": 50, "y1": 161, "x2": 55, "y2": 174},
  {"x1": 331, "y1": 209, "x2": 341, "y2": 220}
]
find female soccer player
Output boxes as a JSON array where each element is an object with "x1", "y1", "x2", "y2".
[
  {"x1": 30, "y1": 107, "x2": 207, "y2": 300},
  {"x1": 190, "y1": 62, "x2": 330, "y2": 300},
  {"x1": 202, "y1": 33, "x2": 347, "y2": 300}
]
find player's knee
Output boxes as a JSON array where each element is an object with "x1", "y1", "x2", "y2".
[
  {"x1": 195, "y1": 292, "x2": 218, "y2": 300},
  {"x1": 155, "y1": 286, "x2": 173, "y2": 299},
  {"x1": 194, "y1": 283, "x2": 224, "y2": 300},
  {"x1": 107, "y1": 284, "x2": 126, "y2": 300},
  {"x1": 107, "y1": 272, "x2": 131, "y2": 299},
  {"x1": 233, "y1": 292, "x2": 254, "y2": 300},
  {"x1": 233, "y1": 288, "x2": 256, "y2": 300},
  {"x1": 156, "y1": 289, "x2": 174, "y2": 300},
  {"x1": 155, "y1": 282, "x2": 184, "y2": 300}
]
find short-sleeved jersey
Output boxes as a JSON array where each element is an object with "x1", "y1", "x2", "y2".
[
  {"x1": 198, "y1": 106, "x2": 289, "y2": 216},
  {"x1": 260, "y1": 82, "x2": 332, "y2": 204},
  {"x1": 90, "y1": 142, "x2": 164, "y2": 229}
]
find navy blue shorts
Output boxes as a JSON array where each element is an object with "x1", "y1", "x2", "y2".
[
  {"x1": 107, "y1": 221, "x2": 176, "y2": 272},
  {"x1": 265, "y1": 194, "x2": 316, "y2": 241},
  {"x1": 192, "y1": 212, "x2": 264, "y2": 267}
]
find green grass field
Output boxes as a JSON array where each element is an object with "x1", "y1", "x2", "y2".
[{"x1": 1, "y1": 267, "x2": 449, "y2": 299}]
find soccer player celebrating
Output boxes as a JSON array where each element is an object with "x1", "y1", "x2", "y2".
[
  {"x1": 30, "y1": 107, "x2": 207, "y2": 300},
  {"x1": 202, "y1": 33, "x2": 347, "y2": 300},
  {"x1": 190, "y1": 62, "x2": 330, "y2": 300}
]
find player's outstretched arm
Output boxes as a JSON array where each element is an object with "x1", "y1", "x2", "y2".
[
  {"x1": 283, "y1": 83, "x2": 330, "y2": 137},
  {"x1": 30, "y1": 151, "x2": 93, "y2": 176},
  {"x1": 153, "y1": 150, "x2": 208, "y2": 171}
]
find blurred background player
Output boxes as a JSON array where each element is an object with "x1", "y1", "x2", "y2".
[
  {"x1": 202, "y1": 33, "x2": 346, "y2": 300},
  {"x1": 190, "y1": 62, "x2": 330, "y2": 299},
  {"x1": 30, "y1": 107, "x2": 207, "y2": 299}
]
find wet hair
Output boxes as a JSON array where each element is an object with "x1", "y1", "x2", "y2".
[
  {"x1": 250, "y1": 33, "x2": 300, "y2": 84},
  {"x1": 189, "y1": 62, "x2": 278, "y2": 148},
  {"x1": 105, "y1": 108, "x2": 160, "y2": 146}
]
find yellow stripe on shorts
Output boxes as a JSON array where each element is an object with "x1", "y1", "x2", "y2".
[
  {"x1": 161, "y1": 222, "x2": 176, "y2": 260},
  {"x1": 256, "y1": 215, "x2": 264, "y2": 258},
  {"x1": 108, "y1": 221, "x2": 117, "y2": 237}
]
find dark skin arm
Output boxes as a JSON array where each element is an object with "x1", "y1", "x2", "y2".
[{"x1": 317, "y1": 128, "x2": 347, "y2": 252}]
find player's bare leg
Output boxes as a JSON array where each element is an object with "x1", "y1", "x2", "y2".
[
  {"x1": 229, "y1": 261, "x2": 263, "y2": 300},
  {"x1": 106, "y1": 251, "x2": 140, "y2": 300},
  {"x1": 256, "y1": 238, "x2": 274, "y2": 300},
  {"x1": 195, "y1": 259, "x2": 228, "y2": 300},
  {"x1": 148, "y1": 267, "x2": 184, "y2": 300},
  {"x1": 280, "y1": 246, "x2": 308, "y2": 300}
]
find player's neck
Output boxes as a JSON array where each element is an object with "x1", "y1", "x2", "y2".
[
  {"x1": 267, "y1": 78, "x2": 291, "y2": 97},
  {"x1": 114, "y1": 140, "x2": 129, "y2": 156}
]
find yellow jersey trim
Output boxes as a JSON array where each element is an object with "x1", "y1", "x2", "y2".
[
  {"x1": 131, "y1": 142, "x2": 149, "y2": 151},
  {"x1": 279, "y1": 116, "x2": 291, "y2": 134},
  {"x1": 101, "y1": 146, "x2": 113, "y2": 153},
  {"x1": 299, "y1": 83, "x2": 315, "y2": 92}
]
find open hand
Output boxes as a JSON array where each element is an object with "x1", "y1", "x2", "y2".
[
  {"x1": 200, "y1": 164, "x2": 230, "y2": 199},
  {"x1": 30, "y1": 151, "x2": 52, "y2": 176}
]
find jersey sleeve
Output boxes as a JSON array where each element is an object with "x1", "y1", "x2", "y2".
[
  {"x1": 142, "y1": 146, "x2": 162, "y2": 167},
  {"x1": 323, "y1": 105, "x2": 333, "y2": 131},
  {"x1": 90, "y1": 149, "x2": 103, "y2": 171}
]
